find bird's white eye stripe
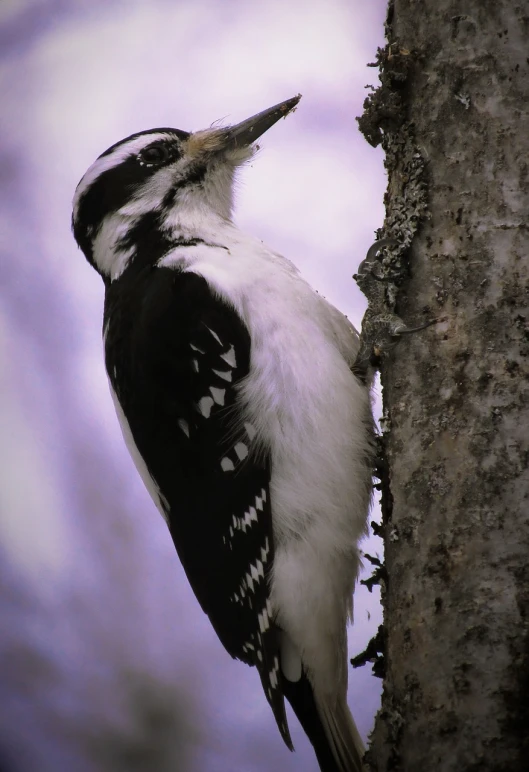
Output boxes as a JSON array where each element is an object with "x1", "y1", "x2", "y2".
[{"x1": 73, "y1": 133, "x2": 169, "y2": 218}]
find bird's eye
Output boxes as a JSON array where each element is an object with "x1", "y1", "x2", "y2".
[{"x1": 139, "y1": 144, "x2": 170, "y2": 166}]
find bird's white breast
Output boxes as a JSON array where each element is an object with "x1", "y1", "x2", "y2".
[{"x1": 159, "y1": 226, "x2": 373, "y2": 691}]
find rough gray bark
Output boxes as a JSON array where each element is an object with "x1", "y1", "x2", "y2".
[{"x1": 358, "y1": 2, "x2": 529, "y2": 770}]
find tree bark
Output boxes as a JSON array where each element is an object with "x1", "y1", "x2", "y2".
[{"x1": 360, "y1": 2, "x2": 529, "y2": 770}]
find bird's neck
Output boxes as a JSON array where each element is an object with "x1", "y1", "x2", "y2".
[
  {"x1": 162, "y1": 201, "x2": 235, "y2": 246},
  {"x1": 94, "y1": 201, "x2": 238, "y2": 283}
]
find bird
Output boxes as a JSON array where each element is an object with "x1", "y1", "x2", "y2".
[{"x1": 72, "y1": 95, "x2": 374, "y2": 772}]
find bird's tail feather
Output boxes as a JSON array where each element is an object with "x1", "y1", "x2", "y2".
[
  {"x1": 281, "y1": 671, "x2": 364, "y2": 772},
  {"x1": 318, "y1": 693, "x2": 365, "y2": 772}
]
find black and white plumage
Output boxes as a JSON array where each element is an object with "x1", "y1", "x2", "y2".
[{"x1": 72, "y1": 95, "x2": 374, "y2": 772}]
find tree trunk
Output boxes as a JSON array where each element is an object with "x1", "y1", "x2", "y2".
[{"x1": 359, "y1": 2, "x2": 529, "y2": 770}]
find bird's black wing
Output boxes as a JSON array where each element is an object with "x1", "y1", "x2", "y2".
[{"x1": 104, "y1": 264, "x2": 291, "y2": 747}]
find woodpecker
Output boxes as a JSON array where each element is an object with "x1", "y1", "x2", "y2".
[{"x1": 72, "y1": 95, "x2": 374, "y2": 772}]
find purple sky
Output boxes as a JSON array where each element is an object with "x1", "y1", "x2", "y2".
[{"x1": 0, "y1": 1, "x2": 388, "y2": 769}]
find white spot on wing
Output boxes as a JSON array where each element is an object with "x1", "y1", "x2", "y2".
[
  {"x1": 205, "y1": 326, "x2": 222, "y2": 345},
  {"x1": 221, "y1": 457, "x2": 235, "y2": 472},
  {"x1": 245, "y1": 572, "x2": 254, "y2": 593},
  {"x1": 198, "y1": 396, "x2": 214, "y2": 417},
  {"x1": 212, "y1": 368, "x2": 232, "y2": 382},
  {"x1": 190, "y1": 343, "x2": 205, "y2": 354},
  {"x1": 178, "y1": 419, "x2": 190, "y2": 438},
  {"x1": 258, "y1": 608, "x2": 270, "y2": 633},
  {"x1": 269, "y1": 656, "x2": 280, "y2": 688},
  {"x1": 210, "y1": 387, "x2": 225, "y2": 405},
  {"x1": 220, "y1": 345, "x2": 236, "y2": 367},
  {"x1": 245, "y1": 506, "x2": 257, "y2": 527},
  {"x1": 192, "y1": 359, "x2": 199, "y2": 372},
  {"x1": 234, "y1": 442, "x2": 248, "y2": 460}
]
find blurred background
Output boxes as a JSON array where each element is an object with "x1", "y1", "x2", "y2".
[{"x1": 0, "y1": 1, "x2": 387, "y2": 769}]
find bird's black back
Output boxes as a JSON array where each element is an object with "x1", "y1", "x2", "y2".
[{"x1": 104, "y1": 260, "x2": 291, "y2": 746}]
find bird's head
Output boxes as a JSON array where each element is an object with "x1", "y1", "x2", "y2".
[{"x1": 72, "y1": 95, "x2": 301, "y2": 282}]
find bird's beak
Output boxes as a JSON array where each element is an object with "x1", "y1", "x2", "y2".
[{"x1": 227, "y1": 95, "x2": 301, "y2": 147}]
